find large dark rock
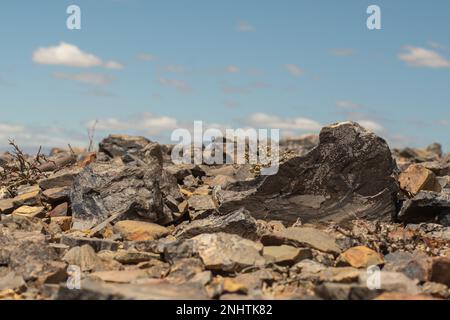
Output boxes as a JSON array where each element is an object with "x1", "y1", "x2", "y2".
[
  {"x1": 218, "y1": 122, "x2": 399, "y2": 224},
  {"x1": 398, "y1": 191, "x2": 450, "y2": 226},
  {"x1": 70, "y1": 156, "x2": 182, "y2": 230}
]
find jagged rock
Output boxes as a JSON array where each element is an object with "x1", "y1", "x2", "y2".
[
  {"x1": 39, "y1": 167, "x2": 82, "y2": 190},
  {"x1": 398, "y1": 191, "x2": 450, "y2": 225},
  {"x1": 70, "y1": 162, "x2": 170, "y2": 230},
  {"x1": 399, "y1": 164, "x2": 441, "y2": 195},
  {"x1": 261, "y1": 227, "x2": 341, "y2": 255},
  {"x1": 61, "y1": 234, "x2": 119, "y2": 252},
  {"x1": 173, "y1": 208, "x2": 259, "y2": 241},
  {"x1": 99, "y1": 135, "x2": 163, "y2": 167},
  {"x1": 41, "y1": 187, "x2": 71, "y2": 205},
  {"x1": 218, "y1": 122, "x2": 398, "y2": 224},
  {"x1": 336, "y1": 246, "x2": 384, "y2": 268},
  {"x1": 164, "y1": 232, "x2": 265, "y2": 272},
  {"x1": 113, "y1": 220, "x2": 170, "y2": 241},
  {"x1": 48, "y1": 202, "x2": 69, "y2": 217}
]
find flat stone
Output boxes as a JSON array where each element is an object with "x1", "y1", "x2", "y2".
[
  {"x1": 0, "y1": 199, "x2": 15, "y2": 214},
  {"x1": 39, "y1": 167, "x2": 82, "y2": 190},
  {"x1": 337, "y1": 246, "x2": 384, "y2": 268},
  {"x1": 12, "y1": 185, "x2": 40, "y2": 207},
  {"x1": 319, "y1": 267, "x2": 362, "y2": 283},
  {"x1": 261, "y1": 227, "x2": 341, "y2": 255},
  {"x1": 89, "y1": 269, "x2": 153, "y2": 283},
  {"x1": 188, "y1": 195, "x2": 217, "y2": 211},
  {"x1": 399, "y1": 164, "x2": 441, "y2": 195},
  {"x1": 263, "y1": 245, "x2": 312, "y2": 266},
  {"x1": 114, "y1": 250, "x2": 158, "y2": 264},
  {"x1": 57, "y1": 278, "x2": 209, "y2": 300},
  {"x1": 12, "y1": 205, "x2": 45, "y2": 219},
  {"x1": 113, "y1": 220, "x2": 169, "y2": 241},
  {"x1": 61, "y1": 234, "x2": 119, "y2": 252},
  {"x1": 41, "y1": 187, "x2": 70, "y2": 204}
]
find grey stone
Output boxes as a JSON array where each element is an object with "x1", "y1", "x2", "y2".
[{"x1": 218, "y1": 122, "x2": 398, "y2": 224}]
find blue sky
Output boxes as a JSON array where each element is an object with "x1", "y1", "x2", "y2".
[{"x1": 1, "y1": 0, "x2": 450, "y2": 151}]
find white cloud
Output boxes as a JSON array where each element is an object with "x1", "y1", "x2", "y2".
[
  {"x1": 104, "y1": 60, "x2": 124, "y2": 70},
  {"x1": 52, "y1": 72, "x2": 115, "y2": 86},
  {"x1": 158, "y1": 77, "x2": 192, "y2": 93},
  {"x1": 245, "y1": 113, "x2": 322, "y2": 131},
  {"x1": 357, "y1": 120, "x2": 384, "y2": 133},
  {"x1": 236, "y1": 20, "x2": 255, "y2": 32},
  {"x1": 398, "y1": 46, "x2": 450, "y2": 68},
  {"x1": 336, "y1": 100, "x2": 363, "y2": 110},
  {"x1": 0, "y1": 123, "x2": 86, "y2": 150},
  {"x1": 283, "y1": 64, "x2": 304, "y2": 77},
  {"x1": 32, "y1": 42, "x2": 124, "y2": 69},
  {"x1": 86, "y1": 112, "x2": 179, "y2": 136}
]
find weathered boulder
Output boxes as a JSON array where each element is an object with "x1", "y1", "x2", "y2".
[
  {"x1": 70, "y1": 158, "x2": 181, "y2": 230},
  {"x1": 218, "y1": 122, "x2": 398, "y2": 224},
  {"x1": 398, "y1": 191, "x2": 450, "y2": 225}
]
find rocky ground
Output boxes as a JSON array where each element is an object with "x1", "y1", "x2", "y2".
[{"x1": 0, "y1": 121, "x2": 449, "y2": 300}]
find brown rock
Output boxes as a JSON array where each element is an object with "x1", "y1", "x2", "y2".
[
  {"x1": 431, "y1": 257, "x2": 450, "y2": 286},
  {"x1": 261, "y1": 227, "x2": 341, "y2": 255},
  {"x1": 263, "y1": 245, "x2": 312, "y2": 266},
  {"x1": 113, "y1": 220, "x2": 169, "y2": 241},
  {"x1": 12, "y1": 206, "x2": 45, "y2": 219},
  {"x1": 41, "y1": 187, "x2": 70, "y2": 205},
  {"x1": 48, "y1": 203, "x2": 68, "y2": 217},
  {"x1": 51, "y1": 216, "x2": 72, "y2": 231},
  {"x1": 337, "y1": 246, "x2": 384, "y2": 268},
  {"x1": 0, "y1": 199, "x2": 15, "y2": 214},
  {"x1": 399, "y1": 164, "x2": 441, "y2": 195}
]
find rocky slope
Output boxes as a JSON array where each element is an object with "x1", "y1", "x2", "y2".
[{"x1": 0, "y1": 122, "x2": 449, "y2": 300}]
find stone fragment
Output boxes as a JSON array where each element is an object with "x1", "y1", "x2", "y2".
[
  {"x1": 41, "y1": 187, "x2": 70, "y2": 205},
  {"x1": 337, "y1": 246, "x2": 384, "y2": 268},
  {"x1": 61, "y1": 234, "x2": 119, "y2": 252},
  {"x1": 89, "y1": 269, "x2": 153, "y2": 283},
  {"x1": 113, "y1": 220, "x2": 169, "y2": 241},
  {"x1": 219, "y1": 122, "x2": 398, "y2": 224},
  {"x1": 398, "y1": 191, "x2": 450, "y2": 225},
  {"x1": 48, "y1": 202, "x2": 69, "y2": 217},
  {"x1": 261, "y1": 227, "x2": 341, "y2": 255},
  {"x1": 0, "y1": 272, "x2": 26, "y2": 291},
  {"x1": 63, "y1": 245, "x2": 99, "y2": 272},
  {"x1": 39, "y1": 167, "x2": 82, "y2": 190},
  {"x1": 113, "y1": 250, "x2": 158, "y2": 264},
  {"x1": 263, "y1": 245, "x2": 312, "y2": 266},
  {"x1": 188, "y1": 195, "x2": 217, "y2": 211},
  {"x1": 399, "y1": 164, "x2": 441, "y2": 195},
  {"x1": 430, "y1": 257, "x2": 450, "y2": 286},
  {"x1": 173, "y1": 208, "x2": 259, "y2": 241},
  {"x1": 12, "y1": 185, "x2": 41, "y2": 207},
  {"x1": 57, "y1": 278, "x2": 209, "y2": 300},
  {"x1": 0, "y1": 199, "x2": 14, "y2": 214},
  {"x1": 12, "y1": 205, "x2": 45, "y2": 219}
]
